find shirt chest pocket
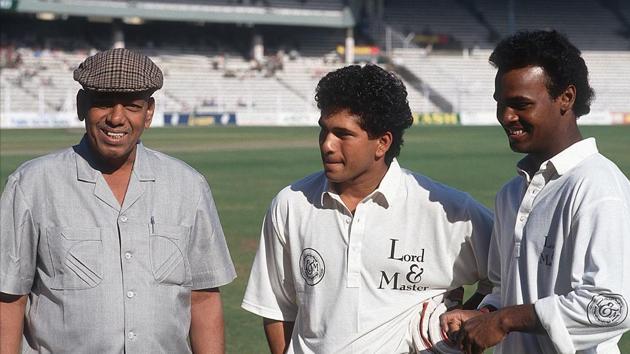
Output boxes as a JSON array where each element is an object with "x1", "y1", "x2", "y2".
[
  {"x1": 149, "y1": 223, "x2": 192, "y2": 287},
  {"x1": 47, "y1": 227, "x2": 103, "y2": 290}
]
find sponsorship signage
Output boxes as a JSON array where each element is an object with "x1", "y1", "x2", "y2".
[
  {"x1": 162, "y1": 112, "x2": 236, "y2": 126},
  {"x1": 412, "y1": 34, "x2": 450, "y2": 45},
  {"x1": 413, "y1": 112, "x2": 459, "y2": 125},
  {"x1": 611, "y1": 112, "x2": 630, "y2": 125},
  {"x1": 336, "y1": 45, "x2": 380, "y2": 56},
  {"x1": 0, "y1": 112, "x2": 81, "y2": 128}
]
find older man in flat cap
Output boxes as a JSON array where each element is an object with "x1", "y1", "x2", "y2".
[{"x1": 0, "y1": 48, "x2": 236, "y2": 353}]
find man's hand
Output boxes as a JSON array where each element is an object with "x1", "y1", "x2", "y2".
[
  {"x1": 442, "y1": 304, "x2": 541, "y2": 354},
  {"x1": 439, "y1": 309, "x2": 484, "y2": 343},
  {"x1": 453, "y1": 310, "x2": 507, "y2": 354}
]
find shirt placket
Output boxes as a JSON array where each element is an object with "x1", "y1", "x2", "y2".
[
  {"x1": 347, "y1": 204, "x2": 366, "y2": 289},
  {"x1": 513, "y1": 167, "x2": 547, "y2": 258},
  {"x1": 117, "y1": 211, "x2": 140, "y2": 349},
  {"x1": 348, "y1": 202, "x2": 368, "y2": 339},
  {"x1": 117, "y1": 172, "x2": 151, "y2": 352}
]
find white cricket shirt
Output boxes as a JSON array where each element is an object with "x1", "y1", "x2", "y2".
[
  {"x1": 480, "y1": 138, "x2": 630, "y2": 354},
  {"x1": 242, "y1": 159, "x2": 493, "y2": 353}
]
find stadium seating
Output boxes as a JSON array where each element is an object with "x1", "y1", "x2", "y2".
[
  {"x1": 474, "y1": 0, "x2": 630, "y2": 51},
  {"x1": 393, "y1": 47, "x2": 630, "y2": 114},
  {"x1": 393, "y1": 48, "x2": 496, "y2": 113},
  {"x1": 383, "y1": 0, "x2": 488, "y2": 50},
  {"x1": 107, "y1": 0, "x2": 346, "y2": 11},
  {"x1": 582, "y1": 51, "x2": 630, "y2": 112},
  {"x1": 1, "y1": 1, "x2": 629, "y2": 125},
  {"x1": 381, "y1": 0, "x2": 630, "y2": 51}
]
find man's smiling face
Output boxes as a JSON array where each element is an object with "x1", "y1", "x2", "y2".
[
  {"x1": 82, "y1": 91, "x2": 154, "y2": 169},
  {"x1": 494, "y1": 66, "x2": 568, "y2": 162}
]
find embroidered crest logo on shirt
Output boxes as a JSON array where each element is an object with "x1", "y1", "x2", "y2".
[
  {"x1": 300, "y1": 248, "x2": 325, "y2": 286},
  {"x1": 587, "y1": 293, "x2": 628, "y2": 327}
]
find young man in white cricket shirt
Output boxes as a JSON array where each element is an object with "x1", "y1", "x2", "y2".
[
  {"x1": 242, "y1": 64, "x2": 494, "y2": 353},
  {"x1": 441, "y1": 30, "x2": 630, "y2": 354}
]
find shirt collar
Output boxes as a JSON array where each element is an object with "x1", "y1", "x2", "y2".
[
  {"x1": 74, "y1": 135, "x2": 156, "y2": 183},
  {"x1": 320, "y1": 158, "x2": 402, "y2": 209},
  {"x1": 548, "y1": 137, "x2": 598, "y2": 175},
  {"x1": 516, "y1": 138, "x2": 598, "y2": 181}
]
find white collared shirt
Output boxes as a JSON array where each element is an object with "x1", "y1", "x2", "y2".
[
  {"x1": 480, "y1": 138, "x2": 630, "y2": 354},
  {"x1": 242, "y1": 159, "x2": 493, "y2": 353}
]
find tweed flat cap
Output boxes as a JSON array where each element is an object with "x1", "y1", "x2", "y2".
[{"x1": 74, "y1": 48, "x2": 163, "y2": 93}]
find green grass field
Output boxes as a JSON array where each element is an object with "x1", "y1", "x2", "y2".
[{"x1": 1, "y1": 125, "x2": 629, "y2": 353}]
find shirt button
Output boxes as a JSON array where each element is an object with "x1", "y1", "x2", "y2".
[
  {"x1": 345, "y1": 218, "x2": 350, "y2": 224},
  {"x1": 120, "y1": 215, "x2": 128, "y2": 223},
  {"x1": 126, "y1": 291, "x2": 135, "y2": 298},
  {"x1": 127, "y1": 331, "x2": 135, "y2": 340},
  {"x1": 519, "y1": 215, "x2": 526, "y2": 222},
  {"x1": 124, "y1": 252, "x2": 133, "y2": 260}
]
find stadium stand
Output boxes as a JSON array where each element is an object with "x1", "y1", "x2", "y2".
[
  {"x1": 106, "y1": 0, "x2": 346, "y2": 11},
  {"x1": 379, "y1": 0, "x2": 630, "y2": 51},
  {"x1": 1, "y1": 0, "x2": 629, "y2": 127},
  {"x1": 582, "y1": 51, "x2": 630, "y2": 112},
  {"x1": 382, "y1": 0, "x2": 488, "y2": 51},
  {"x1": 475, "y1": 0, "x2": 630, "y2": 51},
  {"x1": 393, "y1": 48, "x2": 496, "y2": 113},
  {"x1": 393, "y1": 47, "x2": 630, "y2": 115}
]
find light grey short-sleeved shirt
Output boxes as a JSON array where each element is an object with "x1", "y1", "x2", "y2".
[{"x1": 0, "y1": 136, "x2": 236, "y2": 353}]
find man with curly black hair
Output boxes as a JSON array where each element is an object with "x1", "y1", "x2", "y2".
[
  {"x1": 242, "y1": 64, "x2": 495, "y2": 353},
  {"x1": 441, "y1": 30, "x2": 630, "y2": 354}
]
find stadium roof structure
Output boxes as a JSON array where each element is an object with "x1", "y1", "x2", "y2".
[{"x1": 11, "y1": 0, "x2": 355, "y2": 28}]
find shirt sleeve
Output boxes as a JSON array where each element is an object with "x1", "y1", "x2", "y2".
[
  {"x1": 187, "y1": 179, "x2": 236, "y2": 290},
  {"x1": 478, "y1": 194, "x2": 504, "y2": 310},
  {"x1": 241, "y1": 197, "x2": 298, "y2": 321},
  {"x1": 478, "y1": 219, "x2": 501, "y2": 308},
  {"x1": 464, "y1": 196, "x2": 494, "y2": 296},
  {"x1": 0, "y1": 174, "x2": 38, "y2": 295},
  {"x1": 534, "y1": 197, "x2": 630, "y2": 353}
]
